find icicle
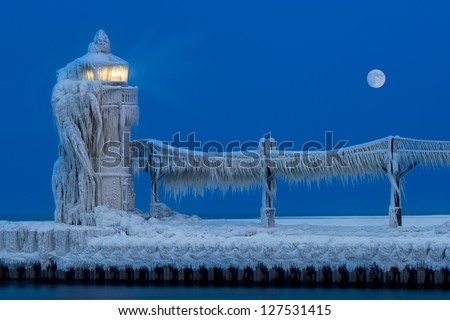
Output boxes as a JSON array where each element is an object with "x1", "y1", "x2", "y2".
[
  {"x1": 52, "y1": 80, "x2": 103, "y2": 225},
  {"x1": 137, "y1": 135, "x2": 450, "y2": 202}
]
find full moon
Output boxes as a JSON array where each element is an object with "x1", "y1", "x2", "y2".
[{"x1": 367, "y1": 69, "x2": 386, "y2": 88}]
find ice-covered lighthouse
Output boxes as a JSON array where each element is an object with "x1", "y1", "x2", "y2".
[{"x1": 51, "y1": 30, "x2": 138, "y2": 225}]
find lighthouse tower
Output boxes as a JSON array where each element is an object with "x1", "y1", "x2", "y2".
[{"x1": 51, "y1": 30, "x2": 138, "y2": 225}]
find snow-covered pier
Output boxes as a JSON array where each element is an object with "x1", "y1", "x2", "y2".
[{"x1": 1, "y1": 212, "x2": 449, "y2": 288}]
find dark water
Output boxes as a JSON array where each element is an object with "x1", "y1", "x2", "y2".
[{"x1": 0, "y1": 281, "x2": 449, "y2": 300}]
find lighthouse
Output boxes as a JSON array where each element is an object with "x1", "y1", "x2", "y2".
[{"x1": 52, "y1": 30, "x2": 138, "y2": 225}]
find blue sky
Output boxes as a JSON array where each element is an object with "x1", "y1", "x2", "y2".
[{"x1": 1, "y1": 1, "x2": 450, "y2": 219}]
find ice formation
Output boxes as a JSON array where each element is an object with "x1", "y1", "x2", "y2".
[
  {"x1": 52, "y1": 30, "x2": 138, "y2": 225},
  {"x1": 1, "y1": 213, "x2": 449, "y2": 272},
  {"x1": 2, "y1": 30, "x2": 450, "y2": 276}
]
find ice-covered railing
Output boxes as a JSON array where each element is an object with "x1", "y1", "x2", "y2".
[
  {"x1": 394, "y1": 137, "x2": 450, "y2": 167},
  {"x1": 101, "y1": 86, "x2": 138, "y2": 107},
  {"x1": 131, "y1": 139, "x2": 263, "y2": 195},
  {"x1": 268, "y1": 137, "x2": 389, "y2": 184},
  {"x1": 130, "y1": 136, "x2": 450, "y2": 227}
]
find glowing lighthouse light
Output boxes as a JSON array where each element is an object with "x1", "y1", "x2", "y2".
[
  {"x1": 61, "y1": 30, "x2": 129, "y2": 85},
  {"x1": 98, "y1": 65, "x2": 128, "y2": 82},
  {"x1": 81, "y1": 64, "x2": 128, "y2": 83}
]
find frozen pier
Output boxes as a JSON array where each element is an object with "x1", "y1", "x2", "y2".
[{"x1": 1, "y1": 212, "x2": 449, "y2": 288}]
